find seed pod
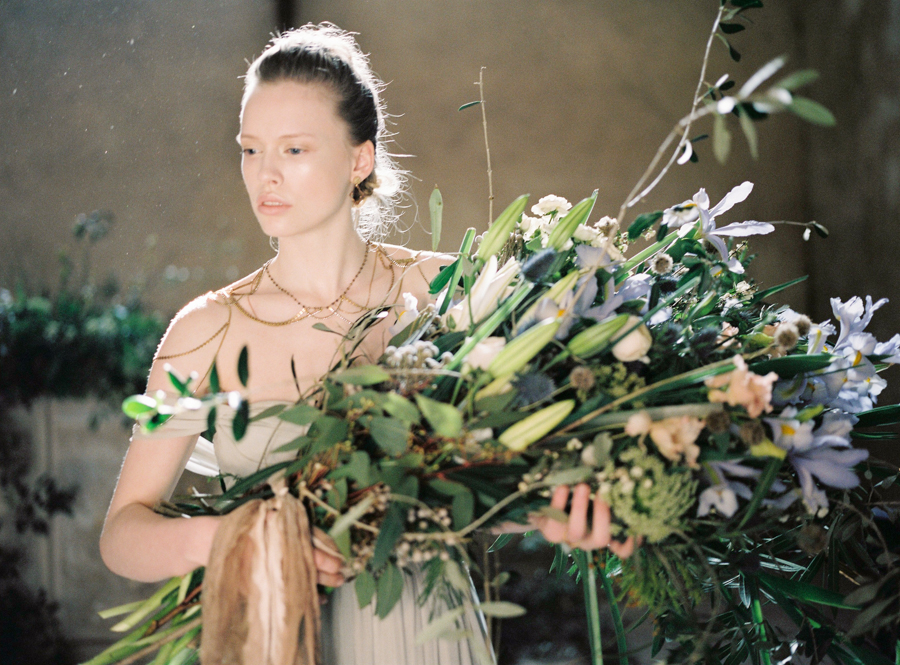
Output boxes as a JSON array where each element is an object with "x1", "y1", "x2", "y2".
[
  {"x1": 488, "y1": 319, "x2": 561, "y2": 379},
  {"x1": 566, "y1": 314, "x2": 629, "y2": 358},
  {"x1": 498, "y1": 400, "x2": 576, "y2": 452}
]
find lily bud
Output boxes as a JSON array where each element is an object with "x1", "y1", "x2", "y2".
[
  {"x1": 566, "y1": 314, "x2": 629, "y2": 358},
  {"x1": 498, "y1": 400, "x2": 576, "y2": 452},
  {"x1": 476, "y1": 194, "x2": 530, "y2": 260},
  {"x1": 546, "y1": 192, "x2": 598, "y2": 250},
  {"x1": 488, "y1": 319, "x2": 561, "y2": 378}
]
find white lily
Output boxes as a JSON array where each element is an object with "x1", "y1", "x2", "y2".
[{"x1": 443, "y1": 256, "x2": 519, "y2": 331}]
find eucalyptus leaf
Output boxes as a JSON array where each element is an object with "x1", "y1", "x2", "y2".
[
  {"x1": 415, "y1": 606, "x2": 466, "y2": 644},
  {"x1": 249, "y1": 403, "x2": 287, "y2": 422},
  {"x1": 458, "y1": 100, "x2": 482, "y2": 111},
  {"x1": 369, "y1": 416, "x2": 410, "y2": 456},
  {"x1": 429, "y1": 186, "x2": 443, "y2": 252},
  {"x1": 789, "y1": 96, "x2": 836, "y2": 127},
  {"x1": 452, "y1": 489, "x2": 474, "y2": 530},
  {"x1": 382, "y1": 392, "x2": 420, "y2": 424},
  {"x1": 488, "y1": 533, "x2": 514, "y2": 553},
  {"x1": 713, "y1": 113, "x2": 732, "y2": 163},
  {"x1": 209, "y1": 361, "x2": 220, "y2": 393},
  {"x1": 542, "y1": 467, "x2": 594, "y2": 486},
  {"x1": 232, "y1": 399, "x2": 249, "y2": 441},
  {"x1": 371, "y1": 503, "x2": 404, "y2": 570},
  {"x1": 278, "y1": 403, "x2": 321, "y2": 426},
  {"x1": 478, "y1": 601, "x2": 527, "y2": 618},
  {"x1": 429, "y1": 260, "x2": 459, "y2": 295},
  {"x1": 375, "y1": 561, "x2": 404, "y2": 619},
  {"x1": 237, "y1": 346, "x2": 249, "y2": 387},
  {"x1": 331, "y1": 365, "x2": 392, "y2": 386},
  {"x1": 122, "y1": 395, "x2": 158, "y2": 419},
  {"x1": 775, "y1": 69, "x2": 819, "y2": 91},
  {"x1": 355, "y1": 569, "x2": 377, "y2": 609},
  {"x1": 738, "y1": 106, "x2": 759, "y2": 159},
  {"x1": 416, "y1": 394, "x2": 463, "y2": 438}
]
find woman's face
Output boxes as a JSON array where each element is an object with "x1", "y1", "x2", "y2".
[{"x1": 238, "y1": 81, "x2": 373, "y2": 240}]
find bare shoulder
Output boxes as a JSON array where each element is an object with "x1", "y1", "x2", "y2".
[
  {"x1": 148, "y1": 291, "x2": 234, "y2": 392},
  {"x1": 376, "y1": 243, "x2": 456, "y2": 291}
]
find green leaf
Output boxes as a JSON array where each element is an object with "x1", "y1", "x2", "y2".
[
  {"x1": 375, "y1": 561, "x2": 404, "y2": 619},
  {"x1": 452, "y1": 490, "x2": 474, "y2": 530},
  {"x1": 415, "y1": 394, "x2": 463, "y2": 438},
  {"x1": 329, "y1": 450, "x2": 372, "y2": 487},
  {"x1": 429, "y1": 260, "x2": 459, "y2": 295},
  {"x1": 478, "y1": 601, "x2": 527, "y2": 618},
  {"x1": 458, "y1": 100, "x2": 482, "y2": 111},
  {"x1": 750, "y1": 353, "x2": 834, "y2": 378},
  {"x1": 122, "y1": 395, "x2": 158, "y2": 419},
  {"x1": 371, "y1": 503, "x2": 405, "y2": 570},
  {"x1": 756, "y1": 571, "x2": 858, "y2": 610},
  {"x1": 719, "y1": 22, "x2": 746, "y2": 34},
  {"x1": 713, "y1": 113, "x2": 732, "y2": 163},
  {"x1": 232, "y1": 399, "x2": 249, "y2": 441},
  {"x1": 854, "y1": 404, "x2": 900, "y2": 428},
  {"x1": 209, "y1": 361, "x2": 220, "y2": 393},
  {"x1": 752, "y1": 275, "x2": 808, "y2": 302},
  {"x1": 542, "y1": 467, "x2": 594, "y2": 486},
  {"x1": 415, "y1": 606, "x2": 466, "y2": 644},
  {"x1": 737, "y1": 106, "x2": 759, "y2": 159},
  {"x1": 775, "y1": 69, "x2": 819, "y2": 91},
  {"x1": 488, "y1": 533, "x2": 514, "y2": 553},
  {"x1": 355, "y1": 569, "x2": 377, "y2": 608},
  {"x1": 249, "y1": 404, "x2": 287, "y2": 422},
  {"x1": 329, "y1": 493, "x2": 377, "y2": 548},
  {"x1": 278, "y1": 403, "x2": 321, "y2": 426},
  {"x1": 237, "y1": 346, "x2": 249, "y2": 387},
  {"x1": 738, "y1": 457, "x2": 782, "y2": 528},
  {"x1": 430, "y1": 478, "x2": 468, "y2": 496},
  {"x1": 627, "y1": 211, "x2": 663, "y2": 240},
  {"x1": 309, "y1": 416, "x2": 349, "y2": 448},
  {"x1": 429, "y1": 186, "x2": 443, "y2": 252},
  {"x1": 369, "y1": 416, "x2": 410, "y2": 456},
  {"x1": 166, "y1": 367, "x2": 190, "y2": 396},
  {"x1": 789, "y1": 96, "x2": 836, "y2": 127},
  {"x1": 331, "y1": 365, "x2": 392, "y2": 386},
  {"x1": 382, "y1": 392, "x2": 420, "y2": 424}
]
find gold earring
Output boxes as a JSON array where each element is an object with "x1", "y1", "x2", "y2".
[{"x1": 351, "y1": 177, "x2": 362, "y2": 204}]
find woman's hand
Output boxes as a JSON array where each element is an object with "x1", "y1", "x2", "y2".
[
  {"x1": 531, "y1": 483, "x2": 638, "y2": 558},
  {"x1": 311, "y1": 528, "x2": 346, "y2": 588}
]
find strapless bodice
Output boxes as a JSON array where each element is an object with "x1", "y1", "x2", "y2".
[{"x1": 130, "y1": 400, "x2": 304, "y2": 478}]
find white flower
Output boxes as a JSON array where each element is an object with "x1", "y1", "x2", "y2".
[
  {"x1": 519, "y1": 214, "x2": 542, "y2": 237},
  {"x1": 464, "y1": 336, "x2": 506, "y2": 370},
  {"x1": 592, "y1": 216, "x2": 617, "y2": 237},
  {"x1": 573, "y1": 224, "x2": 600, "y2": 244},
  {"x1": 611, "y1": 316, "x2": 652, "y2": 363},
  {"x1": 531, "y1": 195, "x2": 572, "y2": 217},
  {"x1": 389, "y1": 292, "x2": 419, "y2": 336},
  {"x1": 698, "y1": 485, "x2": 739, "y2": 518},
  {"x1": 443, "y1": 255, "x2": 519, "y2": 331}
]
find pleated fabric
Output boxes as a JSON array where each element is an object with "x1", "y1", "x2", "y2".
[{"x1": 322, "y1": 566, "x2": 491, "y2": 665}]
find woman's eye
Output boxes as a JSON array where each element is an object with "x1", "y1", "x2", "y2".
[
  {"x1": 287, "y1": 147, "x2": 304, "y2": 155},
  {"x1": 242, "y1": 147, "x2": 257, "y2": 156}
]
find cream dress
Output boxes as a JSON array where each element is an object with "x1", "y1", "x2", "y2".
[{"x1": 133, "y1": 400, "x2": 493, "y2": 665}]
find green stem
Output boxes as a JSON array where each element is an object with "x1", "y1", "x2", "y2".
[
  {"x1": 574, "y1": 550, "x2": 604, "y2": 665},
  {"x1": 597, "y1": 553, "x2": 628, "y2": 665},
  {"x1": 746, "y1": 574, "x2": 773, "y2": 665},
  {"x1": 438, "y1": 228, "x2": 477, "y2": 316}
]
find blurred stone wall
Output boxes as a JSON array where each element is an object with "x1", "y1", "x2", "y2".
[{"x1": 1, "y1": 0, "x2": 811, "y2": 317}]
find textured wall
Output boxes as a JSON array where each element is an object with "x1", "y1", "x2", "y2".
[{"x1": 1, "y1": 1, "x2": 811, "y2": 316}]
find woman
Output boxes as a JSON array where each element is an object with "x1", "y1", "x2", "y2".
[{"x1": 100, "y1": 23, "x2": 628, "y2": 665}]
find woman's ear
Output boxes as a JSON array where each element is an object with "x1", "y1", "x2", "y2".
[{"x1": 351, "y1": 140, "x2": 376, "y2": 183}]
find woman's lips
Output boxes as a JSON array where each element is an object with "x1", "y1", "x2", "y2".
[{"x1": 257, "y1": 196, "x2": 291, "y2": 215}]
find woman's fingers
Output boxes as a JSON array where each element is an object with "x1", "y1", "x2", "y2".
[
  {"x1": 566, "y1": 483, "x2": 591, "y2": 544},
  {"x1": 539, "y1": 485, "x2": 571, "y2": 544},
  {"x1": 582, "y1": 494, "x2": 611, "y2": 550},
  {"x1": 609, "y1": 535, "x2": 636, "y2": 559},
  {"x1": 312, "y1": 527, "x2": 346, "y2": 586}
]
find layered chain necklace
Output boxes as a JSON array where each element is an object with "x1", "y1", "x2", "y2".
[{"x1": 232, "y1": 242, "x2": 372, "y2": 326}]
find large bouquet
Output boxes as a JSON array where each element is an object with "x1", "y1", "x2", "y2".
[{"x1": 88, "y1": 4, "x2": 899, "y2": 665}]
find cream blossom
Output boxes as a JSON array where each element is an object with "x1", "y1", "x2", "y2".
[
  {"x1": 625, "y1": 412, "x2": 705, "y2": 467},
  {"x1": 573, "y1": 224, "x2": 600, "y2": 244},
  {"x1": 464, "y1": 336, "x2": 506, "y2": 371},
  {"x1": 705, "y1": 355, "x2": 779, "y2": 418},
  {"x1": 531, "y1": 195, "x2": 572, "y2": 217},
  {"x1": 389, "y1": 292, "x2": 419, "y2": 336},
  {"x1": 518, "y1": 214, "x2": 542, "y2": 237},
  {"x1": 611, "y1": 316, "x2": 653, "y2": 363}
]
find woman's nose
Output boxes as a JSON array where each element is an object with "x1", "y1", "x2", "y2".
[{"x1": 258, "y1": 154, "x2": 282, "y2": 185}]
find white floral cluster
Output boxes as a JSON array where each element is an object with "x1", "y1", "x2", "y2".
[
  {"x1": 518, "y1": 195, "x2": 616, "y2": 251},
  {"x1": 383, "y1": 340, "x2": 453, "y2": 370}
]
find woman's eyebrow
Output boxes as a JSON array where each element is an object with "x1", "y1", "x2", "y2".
[{"x1": 237, "y1": 132, "x2": 316, "y2": 142}]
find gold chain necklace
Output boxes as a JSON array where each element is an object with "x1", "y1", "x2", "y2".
[{"x1": 264, "y1": 241, "x2": 371, "y2": 320}]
